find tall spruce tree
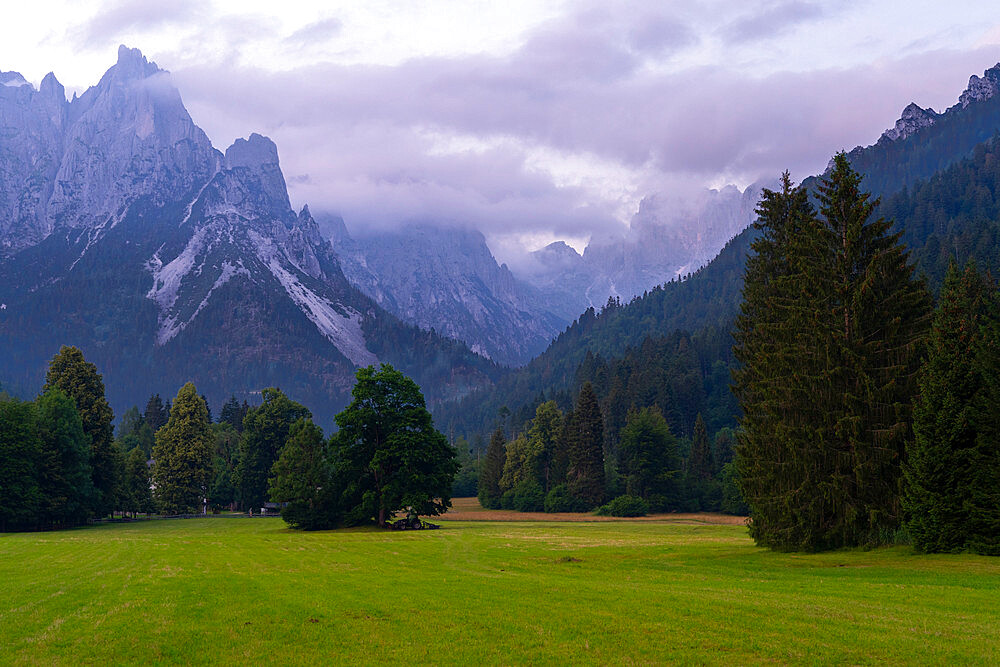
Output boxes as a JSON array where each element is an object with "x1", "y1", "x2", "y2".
[
  {"x1": 144, "y1": 394, "x2": 168, "y2": 434},
  {"x1": 152, "y1": 383, "x2": 214, "y2": 514},
  {"x1": 567, "y1": 382, "x2": 606, "y2": 508},
  {"x1": 43, "y1": 346, "x2": 117, "y2": 518},
  {"x1": 970, "y1": 311, "x2": 1000, "y2": 555},
  {"x1": 904, "y1": 262, "x2": 994, "y2": 552},
  {"x1": 687, "y1": 413, "x2": 713, "y2": 482},
  {"x1": 817, "y1": 153, "x2": 931, "y2": 545},
  {"x1": 477, "y1": 426, "x2": 506, "y2": 509},
  {"x1": 734, "y1": 159, "x2": 931, "y2": 551},
  {"x1": 734, "y1": 173, "x2": 821, "y2": 548}
]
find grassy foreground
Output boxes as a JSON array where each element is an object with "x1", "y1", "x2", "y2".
[{"x1": 2, "y1": 513, "x2": 999, "y2": 665}]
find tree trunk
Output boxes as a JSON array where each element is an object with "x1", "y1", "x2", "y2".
[{"x1": 378, "y1": 506, "x2": 386, "y2": 528}]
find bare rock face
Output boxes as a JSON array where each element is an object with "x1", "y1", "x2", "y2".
[
  {"x1": 959, "y1": 64, "x2": 1000, "y2": 108},
  {"x1": 0, "y1": 45, "x2": 219, "y2": 253},
  {"x1": 330, "y1": 223, "x2": 566, "y2": 366},
  {"x1": 880, "y1": 103, "x2": 939, "y2": 142}
]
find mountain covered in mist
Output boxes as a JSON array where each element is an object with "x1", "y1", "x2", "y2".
[
  {"x1": 439, "y1": 61, "x2": 1000, "y2": 440},
  {"x1": 318, "y1": 181, "x2": 764, "y2": 362},
  {"x1": 0, "y1": 46, "x2": 499, "y2": 419},
  {"x1": 323, "y1": 217, "x2": 567, "y2": 366}
]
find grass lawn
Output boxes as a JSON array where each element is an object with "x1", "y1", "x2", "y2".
[{"x1": 2, "y1": 509, "x2": 999, "y2": 665}]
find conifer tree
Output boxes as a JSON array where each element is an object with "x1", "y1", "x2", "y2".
[
  {"x1": 619, "y1": 406, "x2": 680, "y2": 509},
  {"x1": 152, "y1": 383, "x2": 213, "y2": 514},
  {"x1": 43, "y1": 346, "x2": 117, "y2": 518},
  {"x1": 817, "y1": 153, "x2": 931, "y2": 545},
  {"x1": 567, "y1": 382, "x2": 605, "y2": 507},
  {"x1": 687, "y1": 413, "x2": 714, "y2": 482},
  {"x1": 144, "y1": 394, "x2": 168, "y2": 433},
  {"x1": 477, "y1": 426, "x2": 506, "y2": 509},
  {"x1": 35, "y1": 388, "x2": 95, "y2": 528},
  {"x1": 966, "y1": 284, "x2": 1000, "y2": 555},
  {"x1": 904, "y1": 262, "x2": 993, "y2": 552},
  {"x1": 734, "y1": 172, "x2": 822, "y2": 548},
  {"x1": 734, "y1": 158, "x2": 931, "y2": 551},
  {"x1": 234, "y1": 388, "x2": 310, "y2": 511},
  {"x1": 269, "y1": 418, "x2": 334, "y2": 529},
  {"x1": 219, "y1": 395, "x2": 248, "y2": 432}
]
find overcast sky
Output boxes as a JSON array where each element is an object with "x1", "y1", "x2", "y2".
[{"x1": 3, "y1": 1, "x2": 1000, "y2": 259}]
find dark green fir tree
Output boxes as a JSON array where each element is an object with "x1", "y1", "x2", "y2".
[
  {"x1": 43, "y1": 346, "x2": 117, "y2": 518},
  {"x1": 904, "y1": 262, "x2": 994, "y2": 552},
  {"x1": 567, "y1": 382, "x2": 606, "y2": 508},
  {"x1": 477, "y1": 426, "x2": 506, "y2": 510}
]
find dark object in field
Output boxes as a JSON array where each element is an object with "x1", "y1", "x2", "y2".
[
  {"x1": 556, "y1": 556, "x2": 582, "y2": 563},
  {"x1": 388, "y1": 516, "x2": 440, "y2": 530}
]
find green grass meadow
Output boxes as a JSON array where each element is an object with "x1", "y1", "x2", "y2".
[{"x1": 2, "y1": 515, "x2": 999, "y2": 665}]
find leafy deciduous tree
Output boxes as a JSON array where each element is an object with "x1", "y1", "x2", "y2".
[{"x1": 333, "y1": 364, "x2": 457, "y2": 527}]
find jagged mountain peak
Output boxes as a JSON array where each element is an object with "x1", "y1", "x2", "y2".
[
  {"x1": 0, "y1": 71, "x2": 30, "y2": 87},
  {"x1": 39, "y1": 72, "x2": 63, "y2": 97},
  {"x1": 880, "y1": 102, "x2": 939, "y2": 142},
  {"x1": 223, "y1": 133, "x2": 291, "y2": 216},
  {"x1": 225, "y1": 132, "x2": 279, "y2": 170},
  {"x1": 959, "y1": 62, "x2": 1000, "y2": 108},
  {"x1": 114, "y1": 44, "x2": 161, "y2": 80},
  {"x1": 539, "y1": 240, "x2": 581, "y2": 259}
]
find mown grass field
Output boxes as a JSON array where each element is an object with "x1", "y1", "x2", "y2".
[{"x1": 2, "y1": 506, "x2": 999, "y2": 665}]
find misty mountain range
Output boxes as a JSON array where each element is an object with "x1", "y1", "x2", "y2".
[{"x1": 3, "y1": 45, "x2": 1000, "y2": 425}]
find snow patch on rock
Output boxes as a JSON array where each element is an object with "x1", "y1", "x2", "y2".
[
  {"x1": 252, "y1": 231, "x2": 375, "y2": 366},
  {"x1": 147, "y1": 227, "x2": 208, "y2": 311}
]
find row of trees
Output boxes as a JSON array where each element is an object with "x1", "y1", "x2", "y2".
[
  {"x1": 475, "y1": 381, "x2": 741, "y2": 515},
  {"x1": 1, "y1": 346, "x2": 457, "y2": 531},
  {"x1": 734, "y1": 155, "x2": 1000, "y2": 554},
  {"x1": 0, "y1": 347, "x2": 152, "y2": 531}
]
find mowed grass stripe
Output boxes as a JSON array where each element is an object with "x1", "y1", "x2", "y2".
[{"x1": 1, "y1": 519, "x2": 998, "y2": 665}]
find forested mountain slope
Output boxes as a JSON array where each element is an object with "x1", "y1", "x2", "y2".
[{"x1": 438, "y1": 62, "x2": 1000, "y2": 441}]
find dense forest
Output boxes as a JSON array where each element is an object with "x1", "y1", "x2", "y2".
[{"x1": 439, "y1": 96, "x2": 1000, "y2": 465}]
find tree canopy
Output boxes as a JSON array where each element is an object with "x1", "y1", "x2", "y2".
[{"x1": 333, "y1": 364, "x2": 457, "y2": 528}]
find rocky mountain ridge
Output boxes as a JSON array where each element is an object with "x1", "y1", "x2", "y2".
[
  {"x1": 324, "y1": 219, "x2": 567, "y2": 366},
  {"x1": 0, "y1": 46, "x2": 498, "y2": 420}
]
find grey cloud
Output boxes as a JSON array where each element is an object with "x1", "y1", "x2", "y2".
[
  {"x1": 284, "y1": 18, "x2": 343, "y2": 46},
  {"x1": 721, "y1": 1, "x2": 825, "y2": 44},
  {"x1": 69, "y1": 0, "x2": 204, "y2": 49},
  {"x1": 162, "y1": 1, "x2": 1000, "y2": 261},
  {"x1": 628, "y1": 14, "x2": 699, "y2": 55}
]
